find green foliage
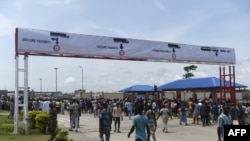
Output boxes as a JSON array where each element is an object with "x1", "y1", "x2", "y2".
[
  {"x1": 35, "y1": 112, "x2": 48, "y2": 134},
  {"x1": 0, "y1": 115, "x2": 14, "y2": 135},
  {"x1": 0, "y1": 123, "x2": 13, "y2": 134},
  {"x1": 55, "y1": 128, "x2": 74, "y2": 141},
  {"x1": 19, "y1": 109, "x2": 24, "y2": 117},
  {"x1": 19, "y1": 127, "x2": 26, "y2": 135},
  {"x1": 183, "y1": 65, "x2": 198, "y2": 79},
  {"x1": 28, "y1": 110, "x2": 47, "y2": 129},
  {"x1": 1, "y1": 111, "x2": 74, "y2": 141},
  {"x1": 28, "y1": 111, "x2": 37, "y2": 129}
]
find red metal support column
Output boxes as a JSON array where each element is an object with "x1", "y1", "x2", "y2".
[
  {"x1": 219, "y1": 65, "x2": 236, "y2": 105},
  {"x1": 219, "y1": 66, "x2": 222, "y2": 103},
  {"x1": 222, "y1": 66, "x2": 226, "y2": 103},
  {"x1": 231, "y1": 66, "x2": 236, "y2": 104}
]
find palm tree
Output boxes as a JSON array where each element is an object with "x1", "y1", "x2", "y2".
[{"x1": 183, "y1": 65, "x2": 197, "y2": 79}]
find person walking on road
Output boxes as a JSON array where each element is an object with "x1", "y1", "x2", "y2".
[
  {"x1": 236, "y1": 104, "x2": 245, "y2": 125},
  {"x1": 125, "y1": 99, "x2": 133, "y2": 120},
  {"x1": 211, "y1": 102, "x2": 219, "y2": 123},
  {"x1": 179, "y1": 103, "x2": 188, "y2": 126},
  {"x1": 112, "y1": 102, "x2": 122, "y2": 133},
  {"x1": 60, "y1": 100, "x2": 65, "y2": 115},
  {"x1": 42, "y1": 99, "x2": 51, "y2": 113},
  {"x1": 47, "y1": 102, "x2": 57, "y2": 141},
  {"x1": 99, "y1": 101, "x2": 112, "y2": 141},
  {"x1": 128, "y1": 103, "x2": 150, "y2": 141},
  {"x1": 217, "y1": 104, "x2": 232, "y2": 141},
  {"x1": 192, "y1": 100, "x2": 200, "y2": 125},
  {"x1": 8, "y1": 98, "x2": 14, "y2": 119},
  {"x1": 157, "y1": 103, "x2": 171, "y2": 133},
  {"x1": 146, "y1": 106, "x2": 157, "y2": 141},
  {"x1": 69, "y1": 99, "x2": 80, "y2": 132},
  {"x1": 200, "y1": 100, "x2": 211, "y2": 127}
]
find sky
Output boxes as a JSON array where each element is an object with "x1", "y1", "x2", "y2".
[{"x1": 0, "y1": 0, "x2": 250, "y2": 93}]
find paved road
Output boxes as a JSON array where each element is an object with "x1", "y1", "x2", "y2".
[{"x1": 57, "y1": 112, "x2": 218, "y2": 141}]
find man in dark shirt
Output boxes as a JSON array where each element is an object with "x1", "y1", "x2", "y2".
[
  {"x1": 200, "y1": 101, "x2": 210, "y2": 126},
  {"x1": 48, "y1": 103, "x2": 57, "y2": 141},
  {"x1": 237, "y1": 104, "x2": 245, "y2": 125},
  {"x1": 99, "y1": 101, "x2": 112, "y2": 141}
]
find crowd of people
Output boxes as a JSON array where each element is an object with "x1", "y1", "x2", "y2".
[{"x1": 1, "y1": 97, "x2": 250, "y2": 141}]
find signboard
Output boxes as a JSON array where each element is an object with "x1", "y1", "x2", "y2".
[{"x1": 16, "y1": 28, "x2": 236, "y2": 65}]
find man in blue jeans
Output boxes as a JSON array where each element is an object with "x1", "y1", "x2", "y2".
[
  {"x1": 128, "y1": 101, "x2": 150, "y2": 141},
  {"x1": 69, "y1": 99, "x2": 79, "y2": 132}
]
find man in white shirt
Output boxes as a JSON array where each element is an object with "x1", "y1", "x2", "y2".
[
  {"x1": 125, "y1": 100, "x2": 133, "y2": 120},
  {"x1": 42, "y1": 99, "x2": 50, "y2": 113},
  {"x1": 152, "y1": 101, "x2": 157, "y2": 112}
]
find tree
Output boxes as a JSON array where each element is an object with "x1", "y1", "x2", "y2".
[{"x1": 183, "y1": 65, "x2": 197, "y2": 79}]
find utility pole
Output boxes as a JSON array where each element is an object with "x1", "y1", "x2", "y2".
[
  {"x1": 40, "y1": 78, "x2": 42, "y2": 92},
  {"x1": 79, "y1": 66, "x2": 83, "y2": 90},
  {"x1": 54, "y1": 67, "x2": 58, "y2": 93}
]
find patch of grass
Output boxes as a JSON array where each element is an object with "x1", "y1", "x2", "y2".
[
  {"x1": 0, "y1": 134, "x2": 49, "y2": 141},
  {"x1": 0, "y1": 110, "x2": 50, "y2": 141}
]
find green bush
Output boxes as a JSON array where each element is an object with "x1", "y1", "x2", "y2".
[
  {"x1": 55, "y1": 128, "x2": 74, "y2": 141},
  {"x1": 55, "y1": 128, "x2": 67, "y2": 141},
  {"x1": 28, "y1": 111, "x2": 37, "y2": 129},
  {"x1": 35, "y1": 112, "x2": 48, "y2": 134},
  {"x1": 19, "y1": 109, "x2": 24, "y2": 117},
  {"x1": 28, "y1": 111, "x2": 47, "y2": 129}
]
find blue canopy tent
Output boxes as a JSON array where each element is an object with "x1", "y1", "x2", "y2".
[
  {"x1": 119, "y1": 85, "x2": 154, "y2": 93},
  {"x1": 158, "y1": 77, "x2": 247, "y2": 91},
  {"x1": 119, "y1": 85, "x2": 157, "y2": 100},
  {"x1": 157, "y1": 77, "x2": 247, "y2": 103},
  {"x1": 119, "y1": 77, "x2": 247, "y2": 101}
]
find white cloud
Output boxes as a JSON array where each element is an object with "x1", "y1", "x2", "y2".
[
  {"x1": 194, "y1": 71, "x2": 209, "y2": 78},
  {"x1": 239, "y1": 68, "x2": 250, "y2": 73},
  {"x1": 64, "y1": 76, "x2": 76, "y2": 84},
  {"x1": 37, "y1": 0, "x2": 75, "y2": 6},
  {"x1": 0, "y1": 14, "x2": 15, "y2": 36},
  {"x1": 173, "y1": 75, "x2": 182, "y2": 80}
]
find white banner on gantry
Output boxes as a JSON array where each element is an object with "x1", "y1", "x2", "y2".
[{"x1": 16, "y1": 28, "x2": 236, "y2": 64}]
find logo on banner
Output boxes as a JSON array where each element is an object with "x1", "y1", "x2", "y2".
[
  {"x1": 168, "y1": 44, "x2": 180, "y2": 60},
  {"x1": 113, "y1": 38, "x2": 128, "y2": 57},
  {"x1": 119, "y1": 44, "x2": 125, "y2": 56},
  {"x1": 50, "y1": 32, "x2": 70, "y2": 52},
  {"x1": 53, "y1": 44, "x2": 60, "y2": 51},
  {"x1": 172, "y1": 53, "x2": 176, "y2": 60},
  {"x1": 51, "y1": 37, "x2": 60, "y2": 52},
  {"x1": 224, "y1": 125, "x2": 250, "y2": 141}
]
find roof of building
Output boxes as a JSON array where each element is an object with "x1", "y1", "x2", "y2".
[
  {"x1": 158, "y1": 77, "x2": 247, "y2": 91},
  {"x1": 119, "y1": 85, "x2": 154, "y2": 93}
]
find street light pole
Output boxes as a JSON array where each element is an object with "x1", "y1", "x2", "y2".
[
  {"x1": 54, "y1": 67, "x2": 58, "y2": 93},
  {"x1": 79, "y1": 66, "x2": 83, "y2": 91},
  {"x1": 40, "y1": 78, "x2": 42, "y2": 92}
]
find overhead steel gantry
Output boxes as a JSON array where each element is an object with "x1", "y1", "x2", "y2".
[{"x1": 14, "y1": 27, "x2": 236, "y2": 134}]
